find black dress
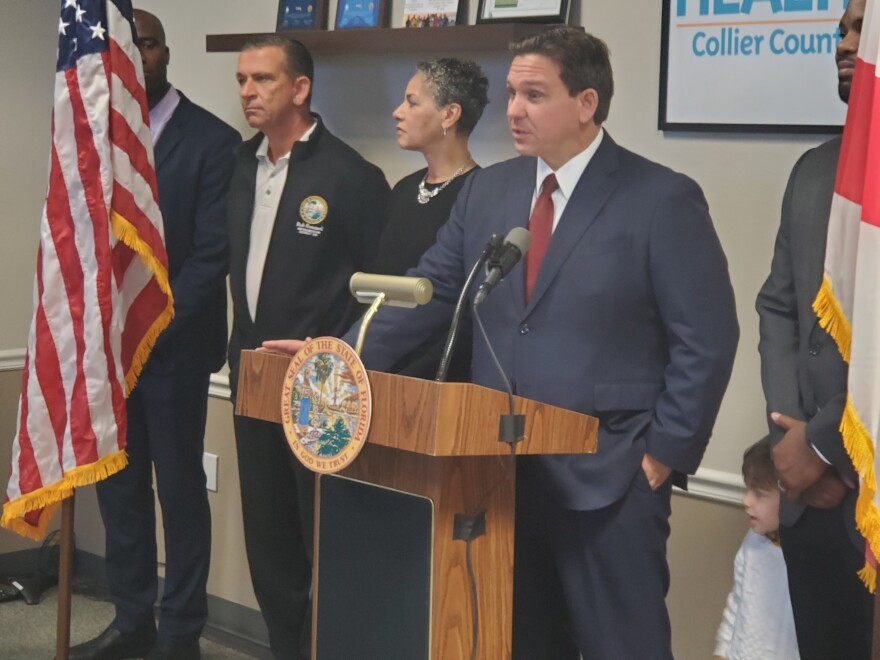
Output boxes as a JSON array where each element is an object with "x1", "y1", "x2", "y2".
[{"x1": 370, "y1": 166, "x2": 477, "y2": 381}]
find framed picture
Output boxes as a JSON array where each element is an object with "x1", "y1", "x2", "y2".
[
  {"x1": 335, "y1": 0, "x2": 387, "y2": 29},
  {"x1": 277, "y1": 0, "x2": 328, "y2": 30},
  {"x1": 659, "y1": 0, "x2": 845, "y2": 133},
  {"x1": 403, "y1": 0, "x2": 461, "y2": 28},
  {"x1": 476, "y1": 0, "x2": 569, "y2": 24}
]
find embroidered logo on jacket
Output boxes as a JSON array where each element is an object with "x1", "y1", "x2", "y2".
[{"x1": 297, "y1": 195, "x2": 328, "y2": 236}]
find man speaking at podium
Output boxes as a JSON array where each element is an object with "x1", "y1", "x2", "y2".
[{"x1": 270, "y1": 26, "x2": 738, "y2": 659}]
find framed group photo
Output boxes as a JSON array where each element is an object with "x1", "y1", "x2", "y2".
[
  {"x1": 277, "y1": 0, "x2": 328, "y2": 30},
  {"x1": 476, "y1": 0, "x2": 569, "y2": 24},
  {"x1": 403, "y1": 0, "x2": 461, "y2": 28}
]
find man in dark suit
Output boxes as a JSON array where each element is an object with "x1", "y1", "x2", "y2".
[
  {"x1": 227, "y1": 36, "x2": 389, "y2": 659},
  {"x1": 270, "y1": 26, "x2": 738, "y2": 659},
  {"x1": 69, "y1": 9, "x2": 241, "y2": 660},
  {"x1": 756, "y1": 1, "x2": 873, "y2": 657}
]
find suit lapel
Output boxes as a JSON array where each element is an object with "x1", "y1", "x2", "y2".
[
  {"x1": 152, "y1": 96, "x2": 188, "y2": 171},
  {"x1": 525, "y1": 135, "x2": 621, "y2": 313}
]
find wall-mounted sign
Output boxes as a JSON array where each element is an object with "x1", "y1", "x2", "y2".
[{"x1": 660, "y1": 0, "x2": 848, "y2": 133}]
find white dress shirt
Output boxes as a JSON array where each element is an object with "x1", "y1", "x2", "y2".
[
  {"x1": 148, "y1": 85, "x2": 180, "y2": 146},
  {"x1": 245, "y1": 122, "x2": 317, "y2": 321},
  {"x1": 532, "y1": 128, "x2": 604, "y2": 231}
]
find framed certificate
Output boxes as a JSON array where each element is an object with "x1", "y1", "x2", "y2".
[
  {"x1": 277, "y1": 0, "x2": 327, "y2": 30},
  {"x1": 335, "y1": 0, "x2": 387, "y2": 29},
  {"x1": 476, "y1": 0, "x2": 569, "y2": 24}
]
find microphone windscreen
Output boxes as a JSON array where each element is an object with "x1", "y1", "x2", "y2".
[{"x1": 505, "y1": 226, "x2": 531, "y2": 255}]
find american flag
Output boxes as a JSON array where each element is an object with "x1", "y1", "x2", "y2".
[
  {"x1": 813, "y1": 0, "x2": 880, "y2": 590},
  {"x1": 1, "y1": 0, "x2": 173, "y2": 540}
]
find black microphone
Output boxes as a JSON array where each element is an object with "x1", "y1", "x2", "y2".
[
  {"x1": 435, "y1": 233, "x2": 503, "y2": 382},
  {"x1": 473, "y1": 227, "x2": 531, "y2": 306}
]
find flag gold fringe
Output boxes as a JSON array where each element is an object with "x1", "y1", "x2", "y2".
[
  {"x1": 858, "y1": 564, "x2": 876, "y2": 592},
  {"x1": 1, "y1": 450, "x2": 128, "y2": 541},
  {"x1": 813, "y1": 276, "x2": 880, "y2": 592},
  {"x1": 110, "y1": 209, "x2": 174, "y2": 395},
  {"x1": 842, "y1": 398, "x2": 880, "y2": 593},
  {"x1": 813, "y1": 275, "x2": 852, "y2": 363}
]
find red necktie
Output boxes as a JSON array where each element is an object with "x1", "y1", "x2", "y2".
[{"x1": 524, "y1": 173, "x2": 559, "y2": 302}]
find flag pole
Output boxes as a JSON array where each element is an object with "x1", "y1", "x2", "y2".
[{"x1": 55, "y1": 493, "x2": 75, "y2": 660}]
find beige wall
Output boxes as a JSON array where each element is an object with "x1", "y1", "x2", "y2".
[
  {"x1": 0, "y1": 1, "x2": 57, "y2": 348},
  {"x1": 670, "y1": 496, "x2": 748, "y2": 658},
  {"x1": 0, "y1": 0, "x2": 821, "y2": 657}
]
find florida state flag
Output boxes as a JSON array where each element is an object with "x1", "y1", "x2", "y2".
[{"x1": 814, "y1": 0, "x2": 880, "y2": 590}]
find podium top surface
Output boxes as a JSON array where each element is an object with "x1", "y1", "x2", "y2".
[{"x1": 235, "y1": 349, "x2": 597, "y2": 457}]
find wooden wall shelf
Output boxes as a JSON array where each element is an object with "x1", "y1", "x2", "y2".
[{"x1": 206, "y1": 23, "x2": 555, "y2": 55}]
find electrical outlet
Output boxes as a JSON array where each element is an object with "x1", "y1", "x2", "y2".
[{"x1": 203, "y1": 452, "x2": 218, "y2": 492}]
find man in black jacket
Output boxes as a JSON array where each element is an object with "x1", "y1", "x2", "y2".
[{"x1": 227, "y1": 36, "x2": 389, "y2": 659}]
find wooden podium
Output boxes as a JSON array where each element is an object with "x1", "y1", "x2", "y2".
[{"x1": 236, "y1": 349, "x2": 598, "y2": 659}]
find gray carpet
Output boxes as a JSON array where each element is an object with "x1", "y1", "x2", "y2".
[{"x1": 0, "y1": 588, "x2": 263, "y2": 659}]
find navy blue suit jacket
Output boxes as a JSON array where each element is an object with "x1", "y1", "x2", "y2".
[
  {"x1": 148, "y1": 93, "x2": 240, "y2": 375},
  {"x1": 354, "y1": 134, "x2": 739, "y2": 510}
]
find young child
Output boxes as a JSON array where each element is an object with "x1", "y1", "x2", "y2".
[{"x1": 714, "y1": 436, "x2": 800, "y2": 660}]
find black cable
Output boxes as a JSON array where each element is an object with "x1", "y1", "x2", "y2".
[
  {"x1": 454, "y1": 302, "x2": 520, "y2": 660},
  {"x1": 38, "y1": 529, "x2": 61, "y2": 579},
  {"x1": 472, "y1": 301, "x2": 516, "y2": 417},
  {"x1": 435, "y1": 234, "x2": 502, "y2": 382},
  {"x1": 466, "y1": 538, "x2": 479, "y2": 660}
]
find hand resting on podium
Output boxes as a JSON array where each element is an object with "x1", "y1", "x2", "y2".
[{"x1": 259, "y1": 338, "x2": 311, "y2": 355}]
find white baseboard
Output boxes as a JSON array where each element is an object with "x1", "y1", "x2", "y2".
[
  {"x1": 678, "y1": 467, "x2": 744, "y2": 505},
  {"x1": 209, "y1": 373, "x2": 231, "y2": 400},
  {"x1": 0, "y1": 349, "x2": 26, "y2": 372}
]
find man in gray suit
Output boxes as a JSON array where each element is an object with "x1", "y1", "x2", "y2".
[{"x1": 756, "y1": 1, "x2": 873, "y2": 657}]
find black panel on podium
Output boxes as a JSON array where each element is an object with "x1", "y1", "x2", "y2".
[{"x1": 316, "y1": 474, "x2": 433, "y2": 659}]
